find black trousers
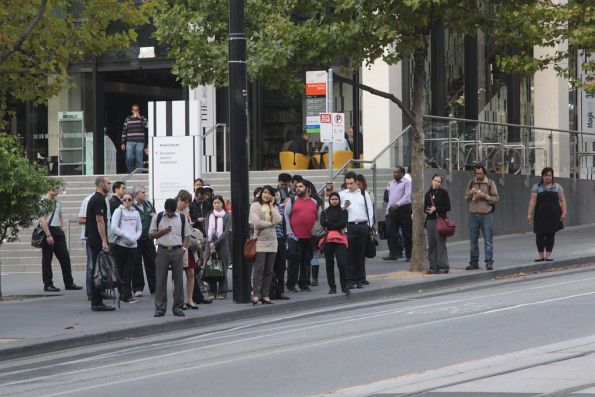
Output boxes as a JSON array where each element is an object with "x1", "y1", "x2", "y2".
[
  {"x1": 346, "y1": 223, "x2": 369, "y2": 283},
  {"x1": 41, "y1": 226, "x2": 74, "y2": 287},
  {"x1": 324, "y1": 242, "x2": 348, "y2": 290},
  {"x1": 88, "y1": 242, "x2": 103, "y2": 306},
  {"x1": 113, "y1": 244, "x2": 137, "y2": 300},
  {"x1": 536, "y1": 232, "x2": 556, "y2": 252},
  {"x1": 270, "y1": 238, "x2": 287, "y2": 297},
  {"x1": 386, "y1": 204, "x2": 413, "y2": 259},
  {"x1": 287, "y1": 238, "x2": 313, "y2": 289},
  {"x1": 133, "y1": 237, "x2": 156, "y2": 294}
]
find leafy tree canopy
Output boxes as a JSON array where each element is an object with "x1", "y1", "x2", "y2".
[
  {"x1": 0, "y1": 0, "x2": 157, "y2": 124},
  {"x1": 154, "y1": 0, "x2": 593, "y2": 98}
]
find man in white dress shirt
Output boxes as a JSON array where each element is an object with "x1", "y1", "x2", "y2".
[{"x1": 339, "y1": 171, "x2": 374, "y2": 289}]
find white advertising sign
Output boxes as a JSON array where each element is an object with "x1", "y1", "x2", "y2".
[
  {"x1": 579, "y1": 51, "x2": 595, "y2": 134},
  {"x1": 150, "y1": 136, "x2": 195, "y2": 211}
]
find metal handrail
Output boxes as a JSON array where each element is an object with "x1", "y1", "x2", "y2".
[{"x1": 122, "y1": 167, "x2": 148, "y2": 183}]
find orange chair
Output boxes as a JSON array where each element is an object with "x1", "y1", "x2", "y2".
[
  {"x1": 279, "y1": 151, "x2": 310, "y2": 170},
  {"x1": 323, "y1": 150, "x2": 354, "y2": 170}
]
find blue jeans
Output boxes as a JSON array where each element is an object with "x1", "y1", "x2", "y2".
[
  {"x1": 125, "y1": 142, "x2": 144, "y2": 173},
  {"x1": 468, "y1": 213, "x2": 494, "y2": 266},
  {"x1": 85, "y1": 243, "x2": 93, "y2": 299}
]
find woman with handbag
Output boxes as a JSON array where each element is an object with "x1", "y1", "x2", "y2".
[
  {"x1": 424, "y1": 174, "x2": 451, "y2": 274},
  {"x1": 527, "y1": 167, "x2": 567, "y2": 262},
  {"x1": 320, "y1": 192, "x2": 350, "y2": 295},
  {"x1": 111, "y1": 192, "x2": 142, "y2": 302},
  {"x1": 205, "y1": 195, "x2": 231, "y2": 299},
  {"x1": 249, "y1": 185, "x2": 282, "y2": 305}
]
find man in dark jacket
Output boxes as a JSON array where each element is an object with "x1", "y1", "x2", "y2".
[
  {"x1": 288, "y1": 131, "x2": 310, "y2": 156},
  {"x1": 131, "y1": 185, "x2": 156, "y2": 296}
]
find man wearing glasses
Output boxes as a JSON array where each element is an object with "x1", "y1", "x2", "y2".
[
  {"x1": 120, "y1": 104, "x2": 147, "y2": 173},
  {"x1": 86, "y1": 176, "x2": 115, "y2": 311}
]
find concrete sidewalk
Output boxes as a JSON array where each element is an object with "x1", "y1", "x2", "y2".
[{"x1": 2, "y1": 224, "x2": 595, "y2": 361}]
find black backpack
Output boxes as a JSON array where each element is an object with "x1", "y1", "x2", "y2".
[
  {"x1": 468, "y1": 179, "x2": 496, "y2": 213},
  {"x1": 155, "y1": 211, "x2": 186, "y2": 240}
]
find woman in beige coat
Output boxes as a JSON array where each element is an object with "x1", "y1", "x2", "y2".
[{"x1": 249, "y1": 185, "x2": 282, "y2": 304}]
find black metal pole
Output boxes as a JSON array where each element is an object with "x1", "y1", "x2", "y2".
[
  {"x1": 228, "y1": 0, "x2": 250, "y2": 303},
  {"x1": 352, "y1": 70, "x2": 360, "y2": 159},
  {"x1": 92, "y1": 56, "x2": 105, "y2": 174}
]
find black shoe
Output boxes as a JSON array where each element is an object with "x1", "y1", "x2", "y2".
[
  {"x1": 466, "y1": 265, "x2": 479, "y2": 270},
  {"x1": 44, "y1": 285, "x2": 60, "y2": 292},
  {"x1": 342, "y1": 288, "x2": 351, "y2": 296},
  {"x1": 198, "y1": 299, "x2": 213, "y2": 304},
  {"x1": 299, "y1": 285, "x2": 311, "y2": 291},
  {"x1": 65, "y1": 284, "x2": 82, "y2": 290},
  {"x1": 486, "y1": 264, "x2": 493, "y2": 270},
  {"x1": 278, "y1": 294, "x2": 290, "y2": 300},
  {"x1": 154, "y1": 311, "x2": 165, "y2": 317},
  {"x1": 286, "y1": 285, "x2": 298, "y2": 292},
  {"x1": 361, "y1": 279, "x2": 369, "y2": 285},
  {"x1": 328, "y1": 287, "x2": 337, "y2": 294},
  {"x1": 441, "y1": 269, "x2": 450, "y2": 274},
  {"x1": 426, "y1": 270, "x2": 439, "y2": 274},
  {"x1": 356, "y1": 282, "x2": 364, "y2": 289},
  {"x1": 346, "y1": 282, "x2": 355, "y2": 290},
  {"x1": 173, "y1": 309, "x2": 185, "y2": 317},
  {"x1": 92, "y1": 304, "x2": 115, "y2": 312},
  {"x1": 382, "y1": 256, "x2": 397, "y2": 261},
  {"x1": 311, "y1": 279, "x2": 319, "y2": 286}
]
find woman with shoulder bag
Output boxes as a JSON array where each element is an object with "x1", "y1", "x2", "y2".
[
  {"x1": 527, "y1": 167, "x2": 567, "y2": 262},
  {"x1": 424, "y1": 174, "x2": 451, "y2": 274},
  {"x1": 205, "y1": 195, "x2": 231, "y2": 300},
  {"x1": 249, "y1": 185, "x2": 282, "y2": 305},
  {"x1": 320, "y1": 192, "x2": 350, "y2": 295},
  {"x1": 111, "y1": 192, "x2": 142, "y2": 302}
]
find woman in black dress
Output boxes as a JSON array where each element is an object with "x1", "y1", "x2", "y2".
[
  {"x1": 527, "y1": 167, "x2": 567, "y2": 261},
  {"x1": 424, "y1": 174, "x2": 451, "y2": 274}
]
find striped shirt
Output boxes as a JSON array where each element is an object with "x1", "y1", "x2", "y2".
[{"x1": 121, "y1": 115, "x2": 147, "y2": 144}]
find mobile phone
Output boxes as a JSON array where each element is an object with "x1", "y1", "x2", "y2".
[{"x1": 325, "y1": 182, "x2": 334, "y2": 194}]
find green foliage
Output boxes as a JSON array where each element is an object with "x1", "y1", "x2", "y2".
[
  {"x1": 0, "y1": 134, "x2": 60, "y2": 246},
  {"x1": 0, "y1": 0, "x2": 158, "y2": 124}
]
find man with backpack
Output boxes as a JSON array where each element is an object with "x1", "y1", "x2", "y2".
[
  {"x1": 465, "y1": 163, "x2": 499, "y2": 270},
  {"x1": 131, "y1": 185, "x2": 156, "y2": 296},
  {"x1": 149, "y1": 198, "x2": 192, "y2": 317}
]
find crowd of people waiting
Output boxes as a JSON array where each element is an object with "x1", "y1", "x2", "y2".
[{"x1": 35, "y1": 163, "x2": 567, "y2": 315}]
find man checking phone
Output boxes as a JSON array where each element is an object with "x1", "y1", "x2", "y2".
[{"x1": 339, "y1": 172, "x2": 374, "y2": 289}]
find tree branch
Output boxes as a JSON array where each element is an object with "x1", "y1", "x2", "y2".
[
  {"x1": 0, "y1": 0, "x2": 49, "y2": 67},
  {"x1": 332, "y1": 72, "x2": 416, "y2": 124}
]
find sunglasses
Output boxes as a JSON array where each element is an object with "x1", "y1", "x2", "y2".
[{"x1": 123, "y1": 198, "x2": 132, "y2": 202}]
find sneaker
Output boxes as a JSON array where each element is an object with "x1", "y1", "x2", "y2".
[
  {"x1": 173, "y1": 309, "x2": 185, "y2": 317},
  {"x1": 134, "y1": 291, "x2": 143, "y2": 297},
  {"x1": 486, "y1": 264, "x2": 493, "y2": 270},
  {"x1": 123, "y1": 298, "x2": 138, "y2": 304},
  {"x1": 466, "y1": 264, "x2": 479, "y2": 270},
  {"x1": 92, "y1": 304, "x2": 116, "y2": 312}
]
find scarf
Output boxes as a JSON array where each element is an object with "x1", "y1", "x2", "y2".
[
  {"x1": 208, "y1": 209, "x2": 226, "y2": 240},
  {"x1": 262, "y1": 203, "x2": 272, "y2": 222}
]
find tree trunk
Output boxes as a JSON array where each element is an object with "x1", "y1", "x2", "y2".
[{"x1": 409, "y1": 48, "x2": 429, "y2": 272}]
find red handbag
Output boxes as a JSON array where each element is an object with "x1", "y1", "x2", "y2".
[
  {"x1": 437, "y1": 217, "x2": 456, "y2": 237},
  {"x1": 431, "y1": 191, "x2": 456, "y2": 237}
]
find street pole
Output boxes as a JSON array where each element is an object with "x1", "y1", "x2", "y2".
[
  {"x1": 327, "y1": 68, "x2": 334, "y2": 177},
  {"x1": 228, "y1": 0, "x2": 250, "y2": 303}
]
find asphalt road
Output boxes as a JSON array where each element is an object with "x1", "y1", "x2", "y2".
[{"x1": 2, "y1": 267, "x2": 595, "y2": 397}]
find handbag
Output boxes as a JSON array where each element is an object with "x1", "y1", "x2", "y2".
[
  {"x1": 430, "y1": 191, "x2": 456, "y2": 237},
  {"x1": 31, "y1": 203, "x2": 56, "y2": 248},
  {"x1": 243, "y1": 229, "x2": 258, "y2": 262},
  {"x1": 204, "y1": 253, "x2": 225, "y2": 279},
  {"x1": 361, "y1": 190, "x2": 378, "y2": 258}
]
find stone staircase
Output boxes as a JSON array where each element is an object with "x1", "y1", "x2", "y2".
[{"x1": 0, "y1": 169, "x2": 393, "y2": 273}]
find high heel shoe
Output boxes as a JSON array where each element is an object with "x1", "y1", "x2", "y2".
[
  {"x1": 251, "y1": 295, "x2": 260, "y2": 305},
  {"x1": 261, "y1": 297, "x2": 273, "y2": 304}
]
